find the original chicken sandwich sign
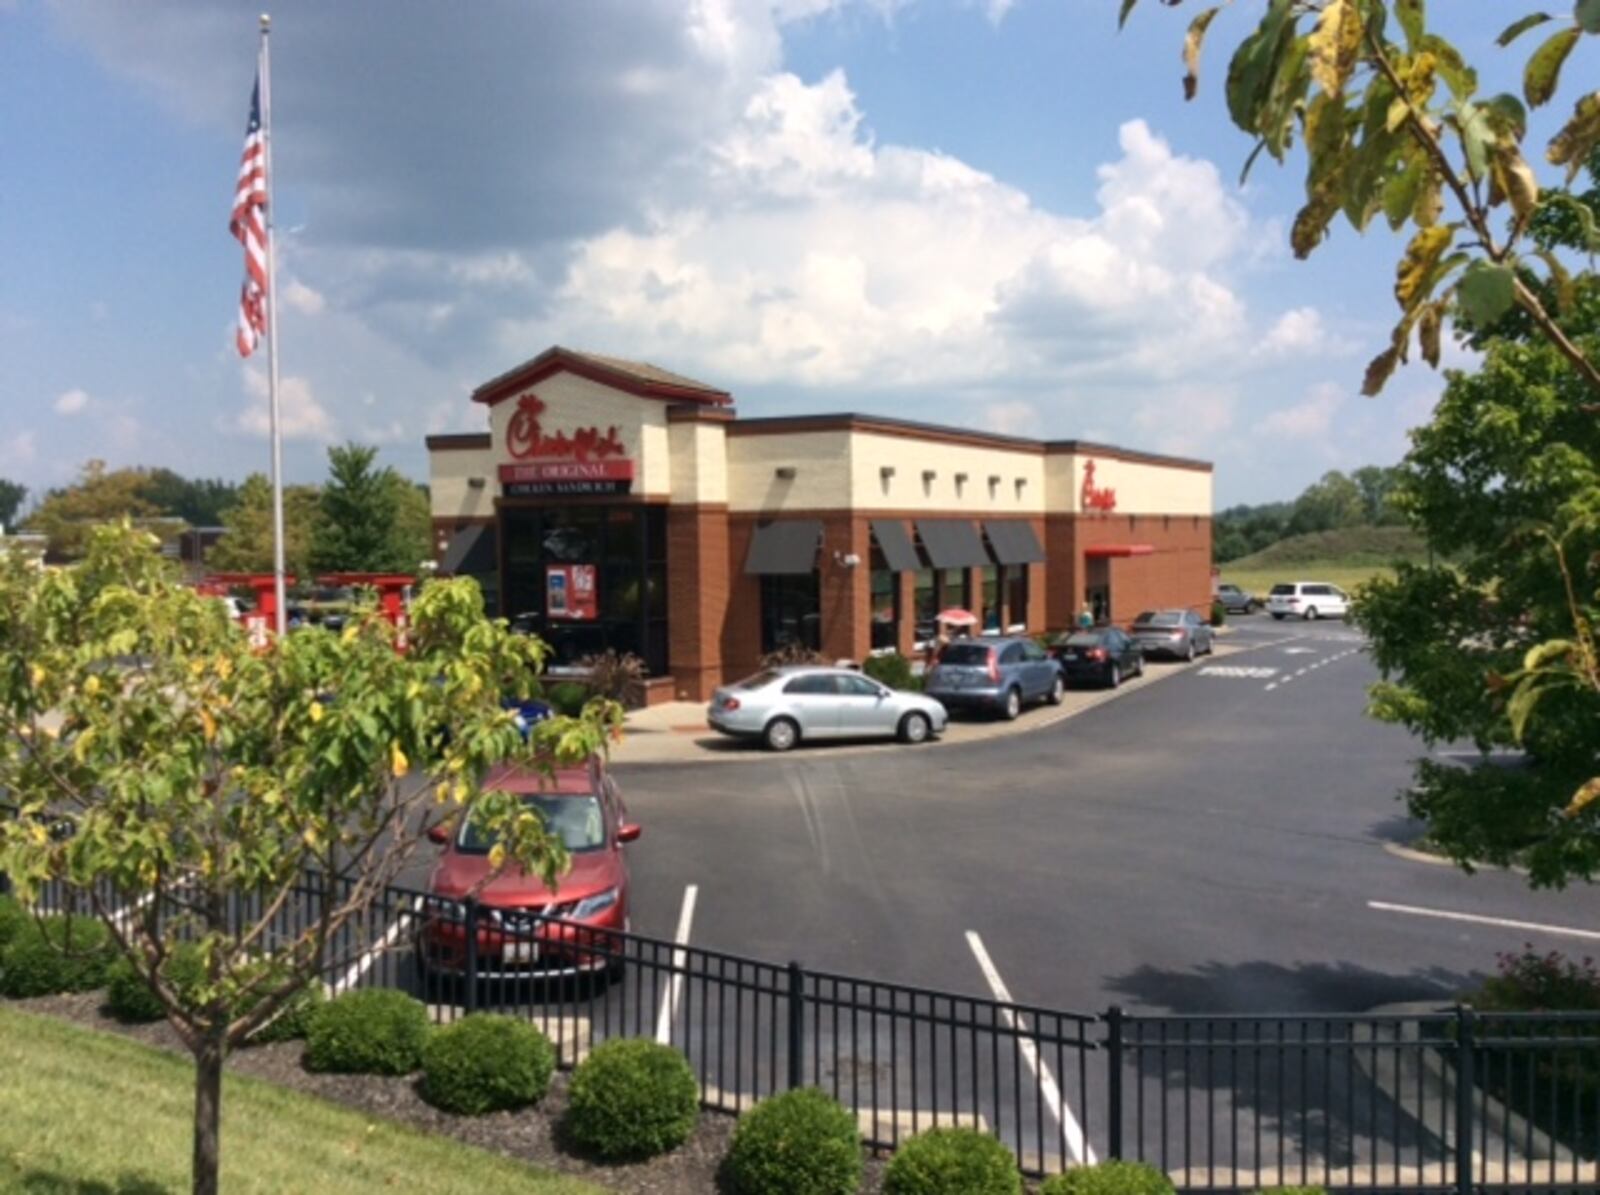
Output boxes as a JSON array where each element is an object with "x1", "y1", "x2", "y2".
[{"x1": 498, "y1": 393, "x2": 635, "y2": 496}]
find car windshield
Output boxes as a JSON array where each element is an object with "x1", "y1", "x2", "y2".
[
  {"x1": 457, "y1": 794, "x2": 606, "y2": 855},
  {"x1": 940, "y1": 643, "x2": 993, "y2": 666},
  {"x1": 1062, "y1": 633, "x2": 1103, "y2": 647},
  {"x1": 736, "y1": 670, "x2": 781, "y2": 690},
  {"x1": 1269, "y1": 584, "x2": 1296, "y2": 595},
  {"x1": 1137, "y1": 612, "x2": 1182, "y2": 626}
]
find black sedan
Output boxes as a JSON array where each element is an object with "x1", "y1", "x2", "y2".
[{"x1": 1051, "y1": 628, "x2": 1145, "y2": 688}]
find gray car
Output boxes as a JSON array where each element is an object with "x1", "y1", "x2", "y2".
[
  {"x1": 707, "y1": 666, "x2": 950, "y2": 752},
  {"x1": 1129, "y1": 609, "x2": 1214, "y2": 660},
  {"x1": 922, "y1": 635, "x2": 1063, "y2": 720}
]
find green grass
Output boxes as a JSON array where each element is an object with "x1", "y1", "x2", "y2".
[
  {"x1": 1218, "y1": 527, "x2": 1432, "y2": 603},
  {"x1": 0, "y1": 1005, "x2": 606, "y2": 1195}
]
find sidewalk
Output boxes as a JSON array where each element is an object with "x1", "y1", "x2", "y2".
[{"x1": 610, "y1": 642, "x2": 1241, "y2": 766}]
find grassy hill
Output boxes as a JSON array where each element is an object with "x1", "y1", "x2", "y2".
[{"x1": 1219, "y1": 526, "x2": 1429, "y2": 599}]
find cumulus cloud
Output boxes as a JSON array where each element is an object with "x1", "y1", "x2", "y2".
[
  {"x1": 982, "y1": 399, "x2": 1040, "y2": 436},
  {"x1": 1256, "y1": 306, "x2": 1358, "y2": 359},
  {"x1": 54, "y1": 388, "x2": 90, "y2": 416},
  {"x1": 1259, "y1": 381, "x2": 1344, "y2": 440},
  {"x1": 235, "y1": 368, "x2": 336, "y2": 441},
  {"x1": 282, "y1": 278, "x2": 326, "y2": 315}
]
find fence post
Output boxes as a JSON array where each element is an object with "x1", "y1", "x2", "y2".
[
  {"x1": 787, "y1": 961, "x2": 805, "y2": 1090},
  {"x1": 1454, "y1": 1005, "x2": 1474, "y2": 1195},
  {"x1": 463, "y1": 899, "x2": 480, "y2": 1014},
  {"x1": 1107, "y1": 1005, "x2": 1124, "y2": 1160}
]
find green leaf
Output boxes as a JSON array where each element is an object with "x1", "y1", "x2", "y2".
[
  {"x1": 1184, "y1": 7, "x2": 1224, "y2": 101},
  {"x1": 1455, "y1": 101, "x2": 1494, "y2": 180},
  {"x1": 1420, "y1": 34, "x2": 1477, "y2": 99},
  {"x1": 1395, "y1": 0, "x2": 1425, "y2": 47},
  {"x1": 1457, "y1": 260, "x2": 1519, "y2": 325},
  {"x1": 1292, "y1": 171, "x2": 1344, "y2": 258},
  {"x1": 1496, "y1": 12, "x2": 1555, "y2": 46},
  {"x1": 1578, "y1": 0, "x2": 1600, "y2": 34},
  {"x1": 1118, "y1": 0, "x2": 1139, "y2": 31},
  {"x1": 1382, "y1": 157, "x2": 1425, "y2": 229},
  {"x1": 1310, "y1": 0, "x2": 1364, "y2": 96},
  {"x1": 1539, "y1": 192, "x2": 1600, "y2": 251},
  {"x1": 1524, "y1": 26, "x2": 1581, "y2": 107},
  {"x1": 1484, "y1": 92, "x2": 1530, "y2": 142},
  {"x1": 1532, "y1": 247, "x2": 1576, "y2": 310},
  {"x1": 1225, "y1": 0, "x2": 1297, "y2": 134},
  {"x1": 1523, "y1": 637, "x2": 1577, "y2": 671},
  {"x1": 1546, "y1": 90, "x2": 1600, "y2": 180}
]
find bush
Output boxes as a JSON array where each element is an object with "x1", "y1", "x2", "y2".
[
  {"x1": 0, "y1": 895, "x2": 28, "y2": 948},
  {"x1": 760, "y1": 642, "x2": 825, "y2": 668},
  {"x1": 580, "y1": 649, "x2": 648, "y2": 709},
  {"x1": 422, "y1": 1013, "x2": 555, "y2": 1115},
  {"x1": 1040, "y1": 1160, "x2": 1175, "y2": 1195},
  {"x1": 863, "y1": 652, "x2": 916, "y2": 692},
  {"x1": 548, "y1": 681, "x2": 591, "y2": 718},
  {"x1": 244, "y1": 980, "x2": 325, "y2": 1044},
  {"x1": 1209, "y1": 600, "x2": 1227, "y2": 627},
  {"x1": 105, "y1": 945, "x2": 207, "y2": 1023},
  {"x1": 564, "y1": 1037, "x2": 699, "y2": 1161},
  {"x1": 882, "y1": 1128, "x2": 1020, "y2": 1195},
  {"x1": 724, "y1": 1087, "x2": 862, "y2": 1195},
  {"x1": 304, "y1": 988, "x2": 430, "y2": 1075},
  {"x1": 1473, "y1": 946, "x2": 1600, "y2": 1011},
  {"x1": 0, "y1": 914, "x2": 114, "y2": 998}
]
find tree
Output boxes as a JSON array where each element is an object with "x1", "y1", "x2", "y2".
[
  {"x1": 1288, "y1": 469, "x2": 1366, "y2": 535},
  {"x1": 0, "y1": 479, "x2": 25, "y2": 529},
  {"x1": 1351, "y1": 464, "x2": 1402, "y2": 525},
  {"x1": 384, "y1": 472, "x2": 434, "y2": 574},
  {"x1": 24, "y1": 460, "x2": 162, "y2": 558},
  {"x1": 209, "y1": 474, "x2": 322, "y2": 580},
  {"x1": 1127, "y1": 0, "x2": 1600, "y2": 399},
  {"x1": 309, "y1": 444, "x2": 423, "y2": 574},
  {"x1": 0, "y1": 523, "x2": 620, "y2": 1194},
  {"x1": 140, "y1": 470, "x2": 240, "y2": 528}
]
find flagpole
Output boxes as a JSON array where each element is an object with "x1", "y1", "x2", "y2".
[{"x1": 259, "y1": 13, "x2": 287, "y2": 637}]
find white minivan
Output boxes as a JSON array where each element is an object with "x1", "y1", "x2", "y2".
[{"x1": 1265, "y1": 581, "x2": 1350, "y2": 621}]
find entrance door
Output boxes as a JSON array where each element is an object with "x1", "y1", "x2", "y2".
[{"x1": 1085, "y1": 557, "x2": 1111, "y2": 625}]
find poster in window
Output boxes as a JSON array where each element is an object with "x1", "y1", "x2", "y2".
[{"x1": 546, "y1": 564, "x2": 598, "y2": 621}]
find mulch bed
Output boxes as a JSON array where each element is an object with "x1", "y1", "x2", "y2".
[{"x1": 13, "y1": 992, "x2": 897, "y2": 1194}]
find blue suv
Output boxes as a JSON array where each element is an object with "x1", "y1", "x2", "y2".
[{"x1": 923, "y1": 635, "x2": 1064, "y2": 720}]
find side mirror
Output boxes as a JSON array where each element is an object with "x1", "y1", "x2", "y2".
[
  {"x1": 426, "y1": 823, "x2": 451, "y2": 846},
  {"x1": 616, "y1": 822, "x2": 642, "y2": 844}
]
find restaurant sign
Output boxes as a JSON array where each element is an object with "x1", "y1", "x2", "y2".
[
  {"x1": 501, "y1": 392, "x2": 634, "y2": 495},
  {"x1": 1080, "y1": 459, "x2": 1117, "y2": 513},
  {"x1": 499, "y1": 460, "x2": 636, "y2": 497}
]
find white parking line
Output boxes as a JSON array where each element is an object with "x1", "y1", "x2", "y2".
[
  {"x1": 334, "y1": 897, "x2": 422, "y2": 996},
  {"x1": 965, "y1": 931, "x2": 1095, "y2": 1165},
  {"x1": 1368, "y1": 900, "x2": 1600, "y2": 942},
  {"x1": 655, "y1": 884, "x2": 699, "y2": 1044}
]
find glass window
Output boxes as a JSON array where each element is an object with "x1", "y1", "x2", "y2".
[
  {"x1": 837, "y1": 674, "x2": 884, "y2": 697},
  {"x1": 939, "y1": 642, "x2": 991, "y2": 666},
  {"x1": 783, "y1": 673, "x2": 837, "y2": 695},
  {"x1": 761, "y1": 573, "x2": 821, "y2": 653},
  {"x1": 1020, "y1": 641, "x2": 1047, "y2": 662},
  {"x1": 604, "y1": 508, "x2": 640, "y2": 563},
  {"x1": 1139, "y1": 611, "x2": 1182, "y2": 626},
  {"x1": 979, "y1": 566, "x2": 999, "y2": 632},
  {"x1": 913, "y1": 568, "x2": 936, "y2": 641},
  {"x1": 1006, "y1": 567, "x2": 1028, "y2": 630},
  {"x1": 1000, "y1": 643, "x2": 1025, "y2": 664},
  {"x1": 459, "y1": 795, "x2": 604, "y2": 854},
  {"x1": 870, "y1": 568, "x2": 898, "y2": 651},
  {"x1": 737, "y1": 670, "x2": 782, "y2": 690}
]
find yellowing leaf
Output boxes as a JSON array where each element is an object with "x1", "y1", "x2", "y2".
[
  {"x1": 435, "y1": 782, "x2": 451, "y2": 804},
  {"x1": 28, "y1": 664, "x2": 45, "y2": 687},
  {"x1": 303, "y1": 827, "x2": 320, "y2": 849},
  {"x1": 1394, "y1": 225, "x2": 1453, "y2": 310},
  {"x1": 72, "y1": 727, "x2": 96, "y2": 762},
  {"x1": 1547, "y1": 91, "x2": 1600, "y2": 181},
  {"x1": 200, "y1": 710, "x2": 217, "y2": 743},
  {"x1": 390, "y1": 742, "x2": 410, "y2": 777},
  {"x1": 1309, "y1": 0, "x2": 1363, "y2": 96},
  {"x1": 1489, "y1": 142, "x2": 1539, "y2": 223},
  {"x1": 308, "y1": 701, "x2": 325, "y2": 724},
  {"x1": 1361, "y1": 346, "x2": 1401, "y2": 396},
  {"x1": 1418, "y1": 301, "x2": 1443, "y2": 367},
  {"x1": 1183, "y1": 7, "x2": 1222, "y2": 101},
  {"x1": 1523, "y1": 26, "x2": 1580, "y2": 108},
  {"x1": 1565, "y1": 776, "x2": 1600, "y2": 818},
  {"x1": 488, "y1": 843, "x2": 507, "y2": 871},
  {"x1": 215, "y1": 655, "x2": 233, "y2": 680},
  {"x1": 1413, "y1": 171, "x2": 1444, "y2": 226},
  {"x1": 83, "y1": 675, "x2": 100, "y2": 697}
]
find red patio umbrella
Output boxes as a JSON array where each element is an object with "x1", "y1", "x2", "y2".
[{"x1": 935, "y1": 608, "x2": 978, "y2": 626}]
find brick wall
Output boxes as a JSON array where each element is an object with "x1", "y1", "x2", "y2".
[
  {"x1": 1044, "y1": 513, "x2": 1212, "y2": 630},
  {"x1": 666, "y1": 504, "x2": 730, "y2": 701}
]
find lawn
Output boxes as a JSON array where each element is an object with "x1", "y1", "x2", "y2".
[
  {"x1": 1217, "y1": 526, "x2": 1434, "y2": 604},
  {"x1": 0, "y1": 1005, "x2": 606, "y2": 1195}
]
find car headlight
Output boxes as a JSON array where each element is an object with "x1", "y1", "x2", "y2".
[{"x1": 570, "y1": 887, "x2": 619, "y2": 919}]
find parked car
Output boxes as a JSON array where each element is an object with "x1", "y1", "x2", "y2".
[
  {"x1": 1051, "y1": 628, "x2": 1145, "y2": 688},
  {"x1": 1129, "y1": 609, "x2": 1214, "y2": 660},
  {"x1": 923, "y1": 635, "x2": 1063, "y2": 720},
  {"x1": 419, "y1": 757, "x2": 639, "y2": 979},
  {"x1": 1214, "y1": 583, "x2": 1259, "y2": 614},
  {"x1": 707, "y1": 665, "x2": 949, "y2": 751},
  {"x1": 1265, "y1": 581, "x2": 1350, "y2": 621}
]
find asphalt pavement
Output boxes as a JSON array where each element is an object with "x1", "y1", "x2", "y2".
[{"x1": 608, "y1": 615, "x2": 1600, "y2": 1017}]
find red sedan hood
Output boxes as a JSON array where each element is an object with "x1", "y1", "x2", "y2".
[{"x1": 429, "y1": 847, "x2": 620, "y2": 907}]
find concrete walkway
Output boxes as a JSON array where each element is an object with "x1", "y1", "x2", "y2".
[{"x1": 611, "y1": 640, "x2": 1241, "y2": 765}]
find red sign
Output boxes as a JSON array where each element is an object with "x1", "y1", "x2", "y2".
[
  {"x1": 1081, "y1": 459, "x2": 1117, "y2": 513},
  {"x1": 507, "y1": 394, "x2": 626, "y2": 463},
  {"x1": 499, "y1": 460, "x2": 635, "y2": 483},
  {"x1": 546, "y1": 564, "x2": 598, "y2": 621}
]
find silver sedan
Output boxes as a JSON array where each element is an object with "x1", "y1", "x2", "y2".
[{"x1": 707, "y1": 666, "x2": 950, "y2": 752}]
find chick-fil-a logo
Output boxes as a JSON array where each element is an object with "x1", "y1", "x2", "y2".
[
  {"x1": 1081, "y1": 459, "x2": 1117, "y2": 513},
  {"x1": 506, "y1": 393, "x2": 626, "y2": 463}
]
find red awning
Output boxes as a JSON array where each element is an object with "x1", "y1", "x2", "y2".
[{"x1": 1084, "y1": 544, "x2": 1155, "y2": 558}]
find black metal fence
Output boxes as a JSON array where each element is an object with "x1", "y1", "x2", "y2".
[{"x1": 20, "y1": 871, "x2": 1600, "y2": 1192}]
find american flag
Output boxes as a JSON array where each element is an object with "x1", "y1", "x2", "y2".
[{"x1": 230, "y1": 77, "x2": 268, "y2": 358}]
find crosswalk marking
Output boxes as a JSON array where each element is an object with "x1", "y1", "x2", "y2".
[{"x1": 1198, "y1": 665, "x2": 1278, "y2": 679}]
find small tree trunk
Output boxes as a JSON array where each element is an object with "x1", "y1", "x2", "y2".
[{"x1": 191, "y1": 1021, "x2": 227, "y2": 1195}]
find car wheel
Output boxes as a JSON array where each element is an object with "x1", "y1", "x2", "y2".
[
  {"x1": 1001, "y1": 688, "x2": 1022, "y2": 721},
  {"x1": 1107, "y1": 664, "x2": 1121, "y2": 689},
  {"x1": 1271, "y1": 613, "x2": 1285, "y2": 621},
  {"x1": 1134, "y1": 655, "x2": 1145, "y2": 677},
  {"x1": 763, "y1": 717, "x2": 799, "y2": 752},
  {"x1": 1046, "y1": 675, "x2": 1065, "y2": 706},
  {"x1": 898, "y1": 712, "x2": 930, "y2": 744},
  {"x1": 1204, "y1": 635, "x2": 1215, "y2": 655},
  {"x1": 1248, "y1": 600, "x2": 1259, "y2": 613},
  {"x1": 1184, "y1": 641, "x2": 1195, "y2": 662},
  {"x1": 1304, "y1": 606, "x2": 1319, "y2": 621}
]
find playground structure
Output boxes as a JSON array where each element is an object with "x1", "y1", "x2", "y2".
[{"x1": 199, "y1": 572, "x2": 414, "y2": 648}]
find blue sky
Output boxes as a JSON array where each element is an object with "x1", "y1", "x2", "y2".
[{"x1": 0, "y1": 1, "x2": 1582, "y2": 507}]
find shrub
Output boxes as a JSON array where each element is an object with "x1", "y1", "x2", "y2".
[
  {"x1": 564, "y1": 1037, "x2": 699, "y2": 1160},
  {"x1": 1474, "y1": 946, "x2": 1600, "y2": 1011},
  {"x1": 422, "y1": 1013, "x2": 555, "y2": 1115},
  {"x1": 0, "y1": 895, "x2": 28, "y2": 948},
  {"x1": 548, "y1": 681, "x2": 591, "y2": 718},
  {"x1": 0, "y1": 914, "x2": 114, "y2": 998},
  {"x1": 863, "y1": 652, "x2": 916, "y2": 692},
  {"x1": 1040, "y1": 1160, "x2": 1175, "y2": 1195},
  {"x1": 580, "y1": 649, "x2": 648, "y2": 709},
  {"x1": 760, "y1": 641, "x2": 825, "y2": 668},
  {"x1": 105, "y1": 945, "x2": 207, "y2": 1023},
  {"x1": 724, "y1": 1087, "x2": 862, "y2": 1195},
  {"x1": 304, "y1": 988, "x2": 430, "y2": 1075},
  {"x1": 1209, "y1": 600, "x2": 1227, "y2": 627},
  {"x1": 243, "y1": 980, "x2": 325, "y2": 1044},
  {"x1": 882, "y1": 1127, "x2": 1020, "y2": 1195}
]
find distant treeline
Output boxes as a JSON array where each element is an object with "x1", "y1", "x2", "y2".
[{"x1": 1216, "y1": 466, "x2": 1403, "y2": 563}]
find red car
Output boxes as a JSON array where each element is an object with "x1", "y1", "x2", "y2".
[{"x1": 420, "y1": 757, "x2": 640, "y2": 978}]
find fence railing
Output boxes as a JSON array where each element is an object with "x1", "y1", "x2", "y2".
[{"x1": 17, "y1": 868, "x2": 1600, "y2": 1191}]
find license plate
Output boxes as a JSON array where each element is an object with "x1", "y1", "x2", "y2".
[
  {"x1": 503, "y1": 941, "x2": 538, "y2": 964},
  {"x1": 1062, "y1": 651, "x2": 1080, "y2": 659}
]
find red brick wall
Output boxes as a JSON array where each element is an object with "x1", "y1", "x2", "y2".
[
  {"x1": 1044, "y1": 513, "x2": 1213, "y2": 630},
  {"x1": 666, "y1": 504, "x2": 730, "y2": 702}
]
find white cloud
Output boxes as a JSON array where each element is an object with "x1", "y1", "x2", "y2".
[
  {"x1": 53, "y1": 388, "x2": 90, "y2": 416},
  {"x1": 982, "y1": 399, "x2": 1040, "y2": 436},
  {"x1": 0, "y1": 430, "x2": 37, "y2": 468},
  {"x1": 235, "y1": 368, "x2": 336, "y2": 441},
  {"x1": 1256, "y1": 306, "x2": 1358, "y2": 360},
  {"x1": 983, "y1": 0, "x2": 1017, "y2": 23},
  {"x1": 282, "y1": 278, "x2": 326, "y2": 315},
  {"x1": 1259, "y1": 381, "x2": 1344, "y2": 440},
  {"x1": 1134, "y1": 385, "x2": 1235, "y2": 457}
]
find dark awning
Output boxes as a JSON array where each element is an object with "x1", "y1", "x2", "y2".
[
  {"x1": 870, "y1": 519, "x2": 920, "y2": 572},
  {"x1": 984, "y1": 520, "x2": 1045, "y2": 565},
  {"x1": 744, "y1": 519, "x2": 822, "y2": 575},
  {"x1": 438, "y1": 524, "x2": 497, "y2": 575},
  {"x1": 915, "y1": 519, "x2": 991, "y2": 569}
]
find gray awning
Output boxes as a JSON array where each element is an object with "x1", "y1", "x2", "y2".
[
  {"x1": 870, "y1": 519, "x2": 920, "y2": 572},
  {"x1": 438, "y1": 524, "x2": 497, "y2": 576},
  {"x1": 915, "y1": 519, "x2": 991, "y2": 569},
  {"x1": 984, "y1": 520, "x2": 1045, "y2": 565},
  {"x1": 744, "y1": 519, "x2": 822, "y2": 575}
]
